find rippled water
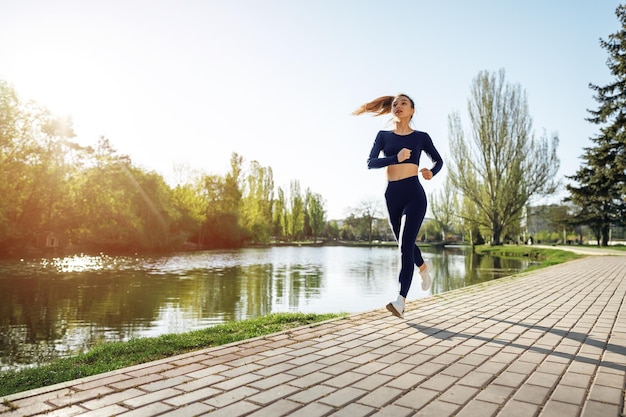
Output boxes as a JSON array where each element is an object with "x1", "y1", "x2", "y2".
[{"x1": 0, "y1": 245, "x2": 534, "y2": 370}]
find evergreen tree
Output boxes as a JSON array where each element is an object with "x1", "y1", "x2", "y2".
[{"x1": 566, "y1": 5, "x2": 626, "y2": 246}]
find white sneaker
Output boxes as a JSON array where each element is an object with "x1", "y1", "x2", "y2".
[
  {"x1": 419, "y1": 260, "x2": 432, "y2": 291},
  {"x1": 386, "y1": 299, "x2": 404, "y2": 319}
]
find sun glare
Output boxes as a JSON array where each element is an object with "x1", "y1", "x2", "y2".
[{"x1": 3, "y1": 24, "x2": 130, "y2": 140}]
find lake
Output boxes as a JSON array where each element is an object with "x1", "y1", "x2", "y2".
[{"x1": 0, "y1": 245, "x2": 535, "y2": 370}]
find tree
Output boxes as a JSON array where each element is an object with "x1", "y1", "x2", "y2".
[
  {"x1": 428, "y1": 176, "x2": 459, "y2": 242},
  {"x1": 198, "y1": 153, "x2": 244, "y2": 249},
  {"x1": 448, "y1": 69, "x2": 560, "y2": 245},
  {"x1": 241, "y1": 160, "x2": 274, "y2": 243},
  {"x1": 288, "y1": 180, "x2": 304, "y2": 240},
  {"x1": 272, "y1": 187, "x2": 288, "y2": 240},
  {"x1": 566, "y1": 5, "x2": 626, "y2": 246},
  {"x1": 358, "y1": 199, "x2": 383, "y2": 243},
  {"x1": 342, "y1": 199, "x2": 383, "y2": 242},
  {"x1": 304, "y1": 188, "x2": 326, "y2": 242}
]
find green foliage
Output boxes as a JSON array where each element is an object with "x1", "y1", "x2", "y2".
[
  {"x1": 305, "y1": 189, "x2": 326, "y2": 241},
  {"x1": 0, "y1": 81, "x2": 330, "y2": 255},
  {"x1": 448, "y1": 69, "x2": 560, "y2": 245},
  {"x1": 566, "y1": 5, "x2": 626, "y2": 246},
  {"x1": 0, "y1": 312, "x2": 344, "y2": 397},
  {"x1": 428, "y1": 176, "x2": 460, "y2": 241},
  {"x1": 240, "y1": 161, "x2": 274, "y2": 243},
  {"x1": 474, "y1": 245, "x2": 581, "y2": 268}
]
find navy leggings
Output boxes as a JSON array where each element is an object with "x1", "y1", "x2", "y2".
[{"x1": 385, "y1": 176, "x2": 427, "y2": 298}]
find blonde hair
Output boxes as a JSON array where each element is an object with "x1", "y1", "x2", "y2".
[{"x1": 352, "y1": 94, "x2": 414, "y2": 117}]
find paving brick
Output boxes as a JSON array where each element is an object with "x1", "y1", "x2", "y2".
[
  {"x1": 587, "y1": 384, "x2": 622, "y2": 404},
  {"x1": 378, "y1": 362, "x2": 415, "y2": 377},
  {"x1": 329, "y1": 402, "x2": 375, "y2": 417},
  {"x1": 323, "y1": 370, "x2": 368, "y2": 388},
  {"x1": 318, "y1": 386, "x2": 367, "y2": 407},
  {"x1": 594, "y1": 370, "x2": 625, "y2": 388},
  {"x1": 538, "y1": 399, "x2": 581, "y2": 417},
  {"x1": 288, "y1": 384, "x2": 336, "y2": 404},
  {"x1": 246, "y1": 384, "x2": 300, "y2": 405},
  {"x1": 177, "y1": 374, "x2": 226, "y2": 391},
  {"x1": 416, "y1": 399, "x2": 461, "y2": 417},
  {"x1": 474, "y1": 384, "x2": 514, "y2": 405},
  {"x1": 248, "y1": 372, "x2": 296, "y2": 390},
  {"x1": 158, "y1": 402, "x2": 214, "y2": 416},
  {"x1": 161, "y1": 363, "x2": 207, "y2": 378},
  {"x1": 109, "y1": 373, "x2": 164, "y2": 390},
  {"x1": 526, "y1": 372, "x2": 561, "y2": 389},
  {"x1": 356, "y1": 386, "x2": 403, "y2": 408},
  {"x1": 420, "y1": 374, "x2": 458, "y2": 392},
  {"x1": 352, "y1": 373, "x2": 394, "y2": 391},
  {"x1": 81, "y1": 388, "x2": 145, "y2": 410},
  {"x1": 559, "y1": 371, "x2": 592, "y2": 388},
  {"x1": 319, "y1": 359, "x2": 360, "y2": 375},
  {"x1": 352, "y1": 360, "x2": 388, "y2": 375},
  {"x1": 204, "y1": 386, "x2": 259, "y2": 408},
  {"x1": 117, "y1": 401, "x2": 174, "y2": 416},
  {"x1": 438, "y1": 385, "x2": 479, "y2": 405},
  {"x1": 440, "y1": 362, "x2": 475, "y2": 378},
  {"x1": 197, "y1": 400, "x2": 260, "y2": 417},
  {"x1": 122, "y1": 387, "x2": 181, "y2": 408},
  {"x1": 72, "y1": 373, "x2": 133, "y2": 391},
  {"x1": 550, "y1": 384, "x2": 586, "y2": 406},
  {"x1": 288, "y1": 371, "x2": 334, "y2": 388},
  {"x1": 3, "y1": 398, "x2": 55, "y2": 416},
  {"x1": 394, "y1": 387, "x2": 438, "y2": 409},
  {"x1": 48, "y1": 387, "x2": 116, "y2": 407},
  {"x1": 42, "y1": 404, "x2": 92, "y2": 416},
  {"x1": 581, "y1": 400, "x2": 621, "y2": 417},
  {"x1": 286, "y1": 402, "x2": 334, "y2": 417},
  {"x1": 492, "y1": 371, "x2": 528, "y2": 388},
  {"x1": 163, "y1": 386, "x2": 221, "y2": 406},
  {"x1": 138, "y1": 374, "x2": 192, "y2": 392},
  {"x1": 253, "y1": 361, "x2": 298, "y2": 377},
  {"x1": 244, "y1": 399, "x2": 302, "y2": 417},
  {"x1": 211, "y1": 372, "x2": 263, "y2": 390},
  {"x1": 384, "y1": 372, "x2": 426, "y2": 390},
  {"x1": 369, "y1": 404, "x2": 414, "y2": 417},
  {"x1": 454, "y1": 399, "x2": 500, "y2": 417},
  {"x1": 73, "y1": 404, "x2": 128, "y2": 416},
  {"x1": 457, "y1": 371, "x2": 495, "y2": 388}
]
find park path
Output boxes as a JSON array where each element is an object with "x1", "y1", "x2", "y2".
[{"x1": 2, "y1": 253, "x2": 625, "y2": 417}]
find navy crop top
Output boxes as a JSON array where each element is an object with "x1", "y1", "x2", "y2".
[{"x1": 367, "y1": 130, "x2": 443, "y2": 175}]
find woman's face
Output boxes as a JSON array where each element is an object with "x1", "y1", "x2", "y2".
[{"x1": 392, "y1": 95, "x2": 414, "y2": 121}]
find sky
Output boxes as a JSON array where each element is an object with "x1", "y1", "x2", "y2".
[{"x1": 0, "y1": 0, "x2": 620, "y2": 219}]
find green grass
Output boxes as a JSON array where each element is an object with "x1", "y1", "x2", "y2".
[
  {"x1": 0, "y1": 312, "x2": 345, "y2": 397},
  {"x1": 474, "y1": 244, "x2": 582, "y2": 270}
]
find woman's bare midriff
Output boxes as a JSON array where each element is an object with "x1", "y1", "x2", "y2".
[{"x1": 387, "y1": 163, "x2": 419, "y2": 182}]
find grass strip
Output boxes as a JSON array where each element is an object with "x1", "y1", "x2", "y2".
[
  {"x1": 474, "y1": 244, "x2": 582, "y2": 270},
  {"x1": 0, "y1": 312, "x2": 344, "y2": 397}
]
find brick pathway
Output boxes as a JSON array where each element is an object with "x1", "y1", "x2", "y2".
[{"x1": 2, "y1": 255, "x2": 625, "y2": 417}]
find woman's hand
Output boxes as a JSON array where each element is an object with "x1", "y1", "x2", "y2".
[
  {"x1": 420, "y1": 168, "x2": 433, "y2": 180},
  {"x1": 397, "y1": 148, "x2": 411, "y2": 162}
]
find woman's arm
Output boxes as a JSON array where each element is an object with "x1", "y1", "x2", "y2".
[
  {"x1": 422, "y1": 133, "x2": 443, "y2": 176},
  {"x1": 367, "y1": 132, "x2": 398, "y2": 169}
]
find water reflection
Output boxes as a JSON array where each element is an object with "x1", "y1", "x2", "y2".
[{"x1": 0, "y1": 246, "x2": 535, "y2": 370}]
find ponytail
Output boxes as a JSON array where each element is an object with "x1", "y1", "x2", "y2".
[
  {"x1": 353, "y1": 93, "x2": 414, "y2": 117},
  {"x1": 352, "y1": 95, "x2": 394, "y2": 116}
]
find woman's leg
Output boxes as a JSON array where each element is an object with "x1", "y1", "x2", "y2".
[
  {"x1": 398, "y1": 192, "x2": 427, "y2": 297},
  {"x1": 386, "y1": 178, "x2": 427, "y2": 298}
]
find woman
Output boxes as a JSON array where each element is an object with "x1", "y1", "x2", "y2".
[{"x1": 354, "y1": 93, "x2": 443, "y2": 319}]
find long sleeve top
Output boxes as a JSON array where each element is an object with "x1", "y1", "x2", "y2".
[{"x1": 367, "y1": 130, "x2": 443, "y2": 176}]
